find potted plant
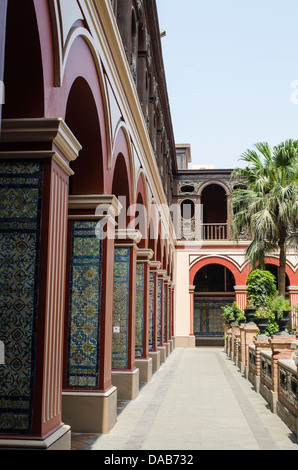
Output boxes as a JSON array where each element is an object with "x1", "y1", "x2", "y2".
[
  {"x1": 245, "y1": 269, "x2": 278, "y2": 327},
  {"x1": 221, "y1": 304, "x2": 235, "y2": 324},
  {"x1": 244, "y1": 298, "x2": 257, "y2": 324},
  {"x1": 254, "y1": 306, "x2": 274, "y2": 337},
  {"x1": 221, "y1": 302, "x2": 245, "y2": 325},
  {"x1": 270, "y1": 295, "x2": 292, "y2": 335},
  {"x1": 236, "y1": 310, "x2": 246, "y2": 325},
  {"x1": 221, "y1": 305, "x2": 235, "y2": 323}
]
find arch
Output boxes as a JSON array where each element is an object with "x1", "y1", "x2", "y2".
[
  {"x1": 110, "y1": 122, "x2": 135, "y2": 203},
  {"x1": 111, "y1": 152, "x2": 131, "y2": 229},
  {"x1": 264, "y1": 256, "x2": 295, "y2": 285},
  {"x1": 3, "y1": 0, "x2": 44, "y2": 118},
  {"x1": 133, "y1": 172, "x2": 149, "y2": 247},
  {"x1": 65, "y1": 77, "x2": 104, "y2": 194},
  {"x1": 180, "y1": 199, "x2": 195, "y2": 220},
  {"x1": 148, "y1": 202, "x2": 158, "y2": 258},
  {"x1": 193, "y1": 264, "x2": 236, "y2": 294},
  {"x1": 201, "y1": 183, "x2": 228, "y2": 224},
  {"x1": 191, "y1": 258, "x2": 238, "y2": 342},
  {"x1": 198, "y1": 180, "x2": 231, "y2": 197},
  {"x1": 134, "y1": 192, "x2": 147, "y2": 248},
  {"x1": 190, "y1": 256, "x2": 246, "y2": 287},
  {"x1": 45, "y1": 33, "x2": 111, "y2": 174}
]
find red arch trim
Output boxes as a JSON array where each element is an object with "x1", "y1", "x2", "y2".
[{"x1": 189, "y1": 257, "x2": 249, "y2": 286}]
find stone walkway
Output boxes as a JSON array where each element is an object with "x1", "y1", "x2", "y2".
[{"x1": 71, "y1": 348, "x2": 298, "y2": 451}]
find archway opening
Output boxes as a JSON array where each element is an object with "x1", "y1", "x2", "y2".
[
  {"x1": 3, "y1": 0, "x2": 44, "y2": 118},
  {"x1": 193, "y1": 263, "x2": 236, "y2": 346},
  {"x1": 66, "y1": 77, "x2": 104, "y2": 195},
  {"x1": 201, "y1": 184, "x2": 227, "y2": 240},
  {"x1": 135, "y1": 192, "x2": 147, "y2": 248},
  {"x1": 112, "y1": 153, "x2": 131, "y2": 229}
]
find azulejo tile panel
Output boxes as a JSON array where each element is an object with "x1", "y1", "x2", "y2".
[
  {"x1": 168, "y1": 288, "x2": 171, "y2": 339},
  {"x1": 67, "y1": 221, "x2": 103, "y2": 389},
  {"x1": 157, "y1": 279, "x2": 162, "y2": 346},
  {"x1": 135, "y1": 262, "x2": 144, "y2": 358},
  {"x1": 0, "y1": 160, "x2": 43, "y2": 434},
  {"x1": 149, "y1": 272, "x2": 155, "y2": 351},
  {"x1": 112, "y1": 247, "x2": 130, "y2": 369},
  {"x1": 163, "y1": 284, "x2": 167, "y2": 342}
]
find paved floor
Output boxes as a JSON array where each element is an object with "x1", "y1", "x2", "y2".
[{"x1": 71, "y1": 348, "x2": 298, "y2": 451}]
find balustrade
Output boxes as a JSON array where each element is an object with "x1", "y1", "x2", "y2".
[{"x1": 225, "y1": 321, "x2": 298, "y2": 441}]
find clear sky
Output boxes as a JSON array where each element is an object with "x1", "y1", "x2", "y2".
[{"x1": 156, "y1": 0, "x2": 298, "y2": 169}]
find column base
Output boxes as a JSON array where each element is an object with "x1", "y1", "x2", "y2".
[
  {"x1": 112, "y1": 368, "x2": 139, "y2": 400},
  {"x1": 174, "y1": 335, "x2": 196, "y2": 348},
  {"x1": 169, "y1": 339, "x2": 174, "y2": 352},
  {"x1": 0, "y1": 425, "x2": 71, "y2": 450},
  {"x1": 135, "y1": 358, "x2": 152, "y2": 383},
  {"x1": 157, "y1": 346, "x2": 167, "y2": 363},
  {"x1": 149, "y1": 351, "x2": 161, "y2": 372},
  {"x1": 164, "y1": 342, "x2": 171, "y2": 357},
  {"x1": 62, "y1": 386, "x2": 117, "y2": 434}
]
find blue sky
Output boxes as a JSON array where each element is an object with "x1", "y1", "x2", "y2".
[{"x1": 156, "y1": 0, "x2": 298, "y2": 169}]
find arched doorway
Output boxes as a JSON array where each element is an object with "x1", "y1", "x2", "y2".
[
  {"x1": 193, "y1": 264, "x2": 236, "y2": 346},
  {"x1": 201, "y1": 184, "x2": 228, "y2": 240}
]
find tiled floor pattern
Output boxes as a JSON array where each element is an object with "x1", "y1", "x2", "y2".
[{"x1": 70, "y1": 349, "x2": 298, "y2": 451}]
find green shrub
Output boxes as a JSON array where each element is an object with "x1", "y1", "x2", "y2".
[
  {"x1": 221, "y1": 301, "x2": 245, "y2": 323},
  {"x1": 246, "y1": 269, "x2": 278, "y2": 309}
]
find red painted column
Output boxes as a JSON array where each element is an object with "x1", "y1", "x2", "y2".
[
  {"x1": 157, "y1": 269, "x2": 167, "y2": 363},
  {"x1": 148, "y1": 260, "x2": 161, "y2": 371},
  {"x1": 62, "y1": 195, "x2": 120, "y2": 434},
  {"x1": 163, "y1": 275, "x2": 171, "y2": 356},
  {"x1": 189, "y1": 285, "x2": 195, "y2": 336},
  {"x1": 171, "y1": 283, "x2": 176, "y2": 340},
  {"x1": 235, "y1": 285, "x2": 247, "y2": 311},
  {"x1": 0, "y1": 118, "x2": 81, "y2": 449},
  {"x1": 111, "y1": 229, "x2": 142, "y2": 401},
  {"x1": 135, "y1": 248, "x2": 154, "y2": 382}
]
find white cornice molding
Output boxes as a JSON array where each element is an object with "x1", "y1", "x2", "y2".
[
  {"x1": 0, "y1": 118, "x2": 81, "y2": 163},
  {"x1": 68, "y1": 194, "x2": 122, "y2": 217}
]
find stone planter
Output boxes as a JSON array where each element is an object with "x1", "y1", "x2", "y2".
[
  {"x1": 255, "y1": 317, "x2": 269, "y2": 337},
  {"x1": 245, "y1": 308, "x2": 256, "y2": 325},
  {"x1": 275, "y1": 310, "x2": 290, "y2": 336}
]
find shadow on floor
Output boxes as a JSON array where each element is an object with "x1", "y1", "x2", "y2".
[{"x1": 71, "y1": 399, "x2": 129, "y2": 450}]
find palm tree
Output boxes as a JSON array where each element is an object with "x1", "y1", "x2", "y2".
[{"x1": 230, "y1": 139, "x2": 298, "y2": 297}]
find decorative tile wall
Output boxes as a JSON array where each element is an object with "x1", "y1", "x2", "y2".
[
  {"x1": 0, "y1": 160, "x2": 43, "y2": 434},
  {"x1": 112, "y1": 247, "x2": 130, "y2": 369},
  {"x1": 167, "y1": 288, "x2": 170, "y2": 340},
  {"x1": 157, "y1": 279, "x2": 162, "y2": 346},
  {"x1": 66, "y1": 221, "x2": 103, "y2": 389},
  {"x1": 163, "y1": 284, "x2": 167, "y2": 342},
  {"x1": 135, "y1": 262, "x2": 144, "y2": 358},
  {"x1": 149, "y1": 272, "x2": 155, "y2": 351}
]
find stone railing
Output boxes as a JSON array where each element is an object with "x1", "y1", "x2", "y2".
[{"x1": 225, "y1": 321, "x2": 298, "y2": 440}]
